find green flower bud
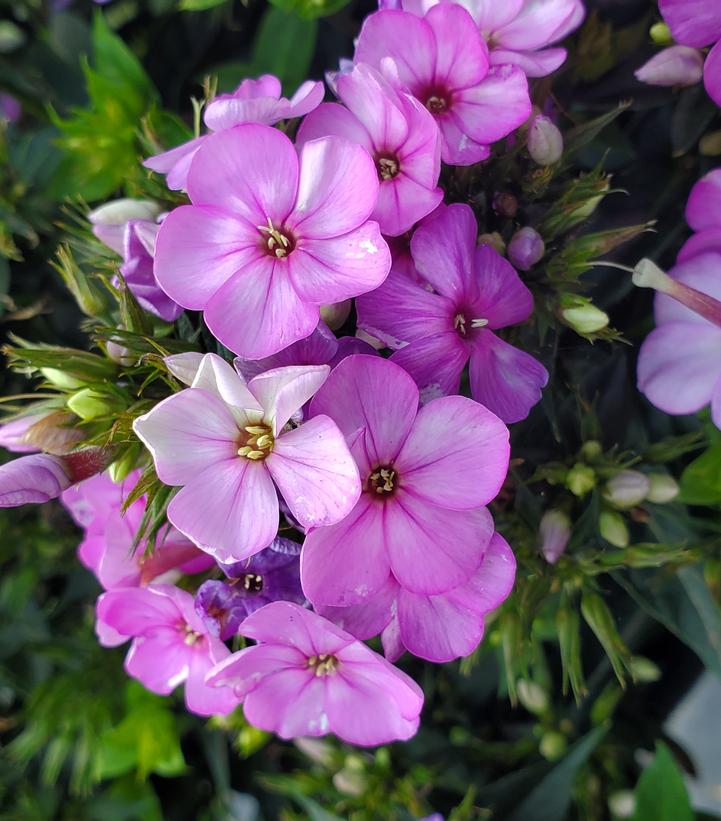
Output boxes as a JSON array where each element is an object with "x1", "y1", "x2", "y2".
[
  {"x1": 650, "y1": 22, "x2": 672, "y2": 46},
  {"x1": 108, "y1": 443, "x2": 142, "y2": 484},
  {"x1": 599, "y1": 510, "x2": 629, "y2": 548},
  {"x1": 67, "y1": 388, "x2": 115, "y2": 421},
  {"x1": 539, "y1": 731, "x2": 567, "y2": 761},
  {"x1": 41, "y1": 368, "x2": 84, "y2": 390},
  {"x1": 603, "y1": 470, "x2": 650, "y2": 509},
  {"x1": 566, "y1": 463, "x2": 596, "y2": 497},
  {"x1": 629, "y1": 656, "x2": 661, "y2": 683},
  {"x1": 560, "y1": 296, "x2": 609, "y2": 334},
  {"x1": 646, "y1": 473, "x2": 680, "y2": 504},
  {"x1": 581, "y1": 440, "x2": 603, "y2": 461},
  {"x1": 517, "y1": 680, "x2": 549, "y2": 714}
]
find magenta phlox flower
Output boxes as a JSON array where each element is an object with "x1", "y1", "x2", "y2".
[
  {"x1": 354, "y1": 6, "x2": 531, "y2": 165},
  {"x1": 297, "y1": 63, "x2": 443, "y2": 236},
  {"x1": 655, "y1": 0, "x2": 721, "y2": 106},
  {"x1": 0, "y1": 453, "x2": 72, "y2": 507},
  {"x1": 144, "y1": 75, "x2": 324, "y2": 191},
  {"x1": 97, "y1": 584, "x2": 238, "y2": 716},
  {"x1": 320, "y1": 532, "x2": 515, "y2": 662},
  {"x1": 196, "y1": 537, "x2": 305, "y2": 640},
  {"x1": 357, "y1": 203, "x2": 548, "y2": 422},
  {"x1": 206, "y1": 601, "x2": 423, "y2": 744},
  {"x1": 133, "y1": 354, "x2": 361, "y2": 563},
  {"x1": 154, "y1": 124, "x2": 391, "y2": 358},
  {"x1": 378, "y1": 0, "x2": 585, "y2": 78},
  {"x1": 300, "y1": 354, "x2": 509, "y2": 607}
]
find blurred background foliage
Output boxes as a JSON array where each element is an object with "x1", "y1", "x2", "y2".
[{"x1": 1, "y1": 0, "x2": 721, "y2": 818}]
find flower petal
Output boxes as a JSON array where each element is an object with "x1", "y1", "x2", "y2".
[
  {"x1": 395, "y1": 395, "x2": 509, "y2": 508},
  {"x1": 489, "y1": 47, "x2": 568, "y2": 78},
  {"x1": 125, "y1": 631, "x2": 191, "y2": 695},
  {"x1": 266, "y1": 415, "x2": 361, "y2": 529},
  {"x1": 288, "y1": 136, "x2": 379, "y2": 240},
  {"x1": 658, "y1": 0, "x2": 721, "y2": 48},
  {"x1": 207, "y1": 644, "x2": 308, "y2": 698},
  {"x1": 296, "y1": 103, "x2": 374, "y2": 152},
  {"x1": 424, "y1": 4, "x2": 489, "y2": 88},
  {"x1": 655, "y1": 252, "x2": 721, "y2": 326},
  {"x1": 185, "y1": 650, "x2": 238, "y2": 716},
  {"x1": 143, "y1": 136, "x2": 205, "y2": 191},
  {"x1": 471, "y1": 244, "x2": 534, "y2": 327},
  {"x1": 468, "y1": 332, "x2": 548, "y2": 423},
  {"x1": 319, "y1": 575, "x2": 398, "y2": 640},
  {"x1": 704, "y1": 41, "x2": 721, "y2": 107},
  {"x1": 167, "y1": 458, "x2": 279, "y2": 562},
  {"x1": 133, "y1": 389, "x2": 239, "y2": 485},
  {"x1": 96, "y1": 587, "x2": 180, "y2": 637},
  {"x1": 390, "y1": 333, "x2": 469, "y2": 399},
  {"x1": 248, "y1": 365, "x2": 330, "y2": 432},
  {"x1": 686, "y1": 170, "x2": 721, "y2": 234}
]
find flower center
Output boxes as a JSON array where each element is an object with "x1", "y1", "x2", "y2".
[
  {"x1": 426, "y1": 94, "x2": 448, "y2": 114},
  {"x1": 240, "y1": 572, "x2": 264, "y2": 593},
  {"x1": 238, "y1": 423, "x2": 274, "y2": 460},
  {"x1": 258, "y1": 217, "x2": 294, "y2": 258},
  {"x1": 182, "y1": 623, "x2": 202, "y2": 646},
  {"x1": 307, "y1": 654, "x2": 339, "y2": 677},
  {"x1": 376, "y1": 155, "x2": 400, "y2": 181},
  {"x1": 454, "y1": 313, "x2": 488, "y2": 337},
  {"x1": 368, "y1": 465, "x2": 397, "y2": 496}
]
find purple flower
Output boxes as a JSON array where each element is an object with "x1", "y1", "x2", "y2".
[
  {"x1": 89, "y1": 199, "x2": 161, "y2": 254},
  {"x1": 657, "y1": 0, "x2": 721, "y2": 106},
  {"x1": 96, "y1": 584, "x2": 238, "y2": 716},
  {"x1": 357, "y1": 204, "x2": 548, "y2": 423},
  {"x1": 195, "y1": 537, "x2": 305, "y2": 640},
  {"x1": 635, "y1": 46, "x2": 705, "y2": 88},
  {"x1": 133, "y1": 355, "x2": 361, "y2": 563},
  {"x1": 145, "y1": 75, "x2": 324, "y2": 191},
  {"x1": 321, "y1": 532, "x2": 516, "y2": 662},
  {"x1": 300, "y1": 354, "x2": 509, "y2": 606},
  {"x1": 297, "y1": 64, "x2": 442, "y2": 236},
  {"x1": 0, "y1": 453, "x2": 72, "y2": 507},
  {"x1": 354, "y1": 6, "x2": 531, "y2": 165},
  {"x1": 378, "y1": 0, "x2": 585, "y2": 78},
  {"x1": 507, "y1": 226, "x2": 545, "y2": 271},
  {"x1": 206, "y1": 601, "x2": 424, "y2": 745},
  {"x1": 153, "y1": 124, "x2": 391, "y2": 359},
  {"x1": 0, "y1": 413, "x2": 48, "y2": 453}
]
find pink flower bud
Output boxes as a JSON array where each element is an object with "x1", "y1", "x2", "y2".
[
  {"x1": 528, "y1": 115, "x2": 563, "y2": 166},
  {"x1": 0, "y1": 453, "x2": 72, "y2": 507},
  {"x1": 635, "y1": 46, "x2": 704, "y2": 88},
  {"x1": 508, "y1": 227, "x2": 545, "y2": 271},
  {"x1": 539, "y1": 510, "x2": 572, "y2": 564}
]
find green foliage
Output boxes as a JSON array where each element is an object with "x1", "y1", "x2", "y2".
[
  {"x1": 632, "y1": 742, "x2": 694, "y2": 821},
  {"x1": 267, "y1": 0, "x2": 352, "y2": 21}
]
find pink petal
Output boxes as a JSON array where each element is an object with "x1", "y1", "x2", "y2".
[
  {"x1": 704, "y1": 41, "x2": 721, "y2": 107},
  {"x1": 96, "y1": 587, "x2": 180, "y2": 637},
  {"x1": 203, "y1": 259, "x2": 319, "y2": 359},
  {"x1": 248, "y1": 365, "x2": 330, "y2": 432},
  {"x1": 655, "y1": 252, "x2": 721, "y2": 326},
  {"x1": 374, "y1": 174, "x2": 444, "y2": 237},
  {"x1": 458, "y1": 0, "x2": 524, "y2": 31},
  {"x1": 356, "y1": 265, "x2": 454, "y2": 349},
  {"x1": 424, "y1": 4, "x2": 489, "y2": 88},
  {"x1": 296, "y1": 103, "x2": 374, "y2": 152},
  {"x1": 319, "y1": 575, "x2": 398, "y2": 639},
  {"x1": 187, "y1": 124, "x2": 298, "y2": 226},
  {"x1": 167, "y1": 458, "x2": 279, "y2": 562},
  {"x1": 243, "y1": 668, "x2": 324, "y2": 738},
  {"x1": 637, "y1": 322, "x2": 721, "y2": 416},
  {"x1": 241, "y1": 601, "x2": 352, "y2": 655},
  {"x1": 494, "y1": 0, "x2": 584, "y2": 50},
  {"x1": 410, "y1": 202, "x2": 478, "y2": 300},
  {"x1": 489, "y1": 47, "x2": 568, "y2": 78},
  {"x1": 288, "y1": 224, "x2": 391, "y2": 304},
  {"x1": 154, "y1": 205, "x2": 260, "y2": 310},
  {"x1": 451, "y1": 64, "x2": 531, "y2": 145},
  {"x1": 133, "y1": 389, "x2": 239, "y2": 485},
  {"x1": 184, "y1": 651, "x2": 238, "y2": 716},
  {"x1": 435, "y1": 114, "x2": 491, "y2": 165},
  {"x1": 677, "y1": 229, "x2": 721, "y2": 262},
  {"x1": 471, "y1": 244, "x2": 534, "y2": 327},
  {"x1": 385, "y1": 496, "x2": 493, "y2": 594},
  {"x1": 658, "y1": 0, "x2": 721, "y2": 48},
  {"x1": 287, "y1": 80, "x2": 326, "y2": 118},
  {"x1": 125, "y1": 631, "x2": 191, "y2": 695},
  {"x1": 309, "y1": 355, "x2": 419, "y2": 465},
  {"x1": 266, "y1": 415, "x2": 361, "y2": 529},
  {"x1": 207, "y1": 644, "x2": 308, "y2": 698},
  {"x1": 301, "y1": 496, "x2": 392, "y2": 606},
  {"x1": 164, "y1": 352, "x2": 205, "y2": 386},
  {"x1": 459, "y1": 531, "x2": 517, "y2": 613},
  {"x1": 469, "y1": 332, "x2": 548, "y2": 423},
  {"x1": 686, "y1": 170, "x2": 721, "y2": 234},
  {"x1": 143, "y1": 136, "x2": 205, "y2": 191},
  {"x1": 395, "y1": 395, "x2": 509, "y2": 508},
  {"x1": 390, "y1": 333, "x2": 469, "y2": 398},
  {"x1": 712, "y1": 377, "x2": 721, "y2": 429}
]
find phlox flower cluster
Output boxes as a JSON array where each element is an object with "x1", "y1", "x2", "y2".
[{"x1": 0, "y1": 0, "x2": 589, "y2": 746}]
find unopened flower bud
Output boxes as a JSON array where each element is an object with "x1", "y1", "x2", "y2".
[
  {"x1": 566, "y1": 463, "x2": 596, "y2": 497},
  {"x1": 539, "y1": 731, "x2": 567, "y2": 761},
  {"x1": 581, "y1": 440, "x2": 603, "y2": 461},
  {"x1": 599, "y1": 510, "x2": 629, "y2": 548},
  {"x1": 508, "y1": 227, "x2": 545, "y2": 271},
  {"x1": 628, "y1": 656, "x2": 661, "y2": 682},
  {"x1": 560, "y1": 296, "x2": 609, "y2": 334},
  {"x1": 539, "y1": 510, "x2": 571, "y2": 564},
  {"x1": 609, "y1": 790, "x2": 636, "y2": 819},
  {"x1": 493, "y1": 191, "x2": 518, "y2": 218},
  {"x1": 517, "y1": 679, "x2": 549, "y2": 714},
  {"x1": 603, "y1": 470, "x2": 650, "y2": 509},
  {"x1": 89, "y1": 199, "x2": 161, "y2": 255},
  {"x1": 40, "y1": 368, "x2": 83, "y2": 390},
  {"x1": 528, "y1": 115, "x2": 564, "y2": 166},
  {"x1": 108, "y1": 443, "x2": 142, "y2": 484},
  {"x1": 105, "y1": 340, "x2": 134, "y2": 366},
  {"x1": 650, "y1": 22, "x2": 672, "y2": 46},
  {"x1": 646, "y1": 473, "x2": 680, "y2": 504},
  {"x1": 635, "y1": 46, "x2": 704, "y2": 88},
  {"x1": 320, "y1": 299, "x2": 352, "y2": 331},
  {"x1": 478, "y1": 232, "x2": 506, "y2": 255},
  {"x1": 0, "y1": 453, "x2": 72, "y2": 507},
  {"x1": 67, "y1": 389, "x2": 115, "y2": 421}
]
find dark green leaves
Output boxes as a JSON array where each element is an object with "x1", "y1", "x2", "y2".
[
  {"x1": 268, "y1": 0, "x2": 352, "y2": 21},
  {"x1": 632, "y1": 743, "x2": 694, "y2": 821}
]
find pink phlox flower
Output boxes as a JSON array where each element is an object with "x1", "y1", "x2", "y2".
[
  {"x1": 297, "y1": 63, "x2": 443, "y2": 236},
  {"x1": 96, "y1": 583, "x2": 238, "y2": 716},
  {"x1": 376, "y1": 0, "x2": 585, "y2": 78},
  {"x1": 354, "y1": 5, "x2": 532, "y2": 165},
  {"x1": 153, "y1": 123, "x2": 391, "y2": 359},
  {"x1": 206, "y1": 601, "x2": 423, "y2": 745},
  {"x1": 133, "y1": 354, "x2": 361, "y2": 563},
  {"x1": 357, "y1": 203, "x2": 548, "y2": 423},
  {"x1": 320, "y1": 532, "x2": 516, "y2": 662},
  {"x1": 144, "y1": 75, "x2": 324, "y2": 191},
  {"x1": 300, "y1": 354, "x2": 510, "y2": 608}
]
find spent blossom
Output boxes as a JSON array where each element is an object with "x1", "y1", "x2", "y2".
[
  {"x1": 354, "y1": 5, "x2": 531, "y2": 165},
  {"x1": 133, "y1": 354, "x2": 360, "y2": 562},
  {"x1": 297, "y1": 63, "x2": 443, "y2": 236},
  {"x1": 357, "y1": 203, "x2": 548, "y2": 423},
  {"x1": 206, "y1": 601, "x2": 424, "y2": 745},
  {"x1": 154, "y1": 124, "x2": 391, "y2": 358}
]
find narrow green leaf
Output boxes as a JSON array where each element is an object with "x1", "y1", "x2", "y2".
[{"x1": 632, "y1": 742, "x2": 693, "y2": 821}]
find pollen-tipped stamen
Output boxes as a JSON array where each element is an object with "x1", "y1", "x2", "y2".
[
  {"x1": 307, "y1": 653, "x2": 339, "y2": 677},
  {"x1": 633, "y1": 258, "x2": 721, "y2": 329},
  {"x1": 238, "y1": 423, "x2": 274, "y2": 460},
  {"x1": 258, "y1": 217, "x2": 292, "y2": 259}
]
